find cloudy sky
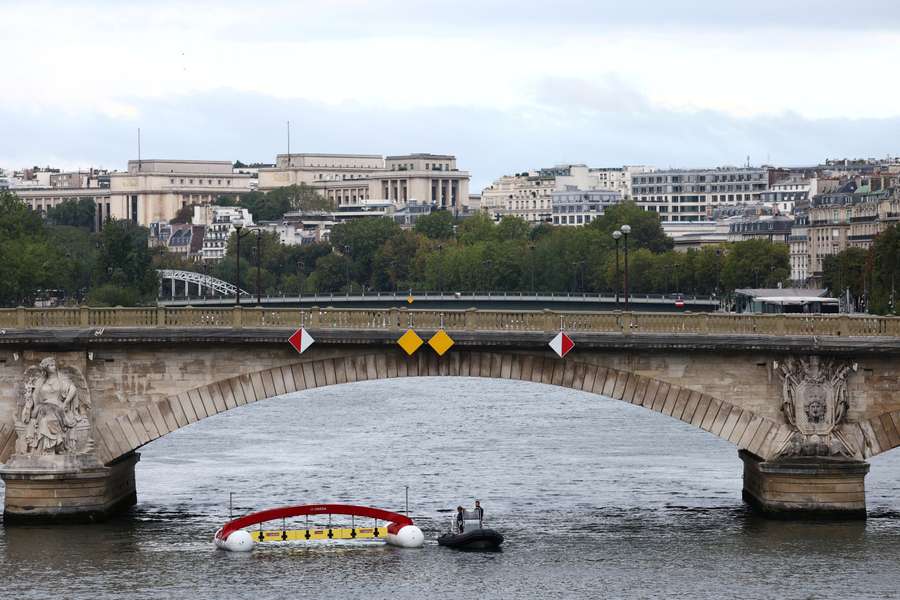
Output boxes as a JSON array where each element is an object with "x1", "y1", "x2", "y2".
[{"x1": 3, "y1": 0, "x2": 900, "y2": 188}]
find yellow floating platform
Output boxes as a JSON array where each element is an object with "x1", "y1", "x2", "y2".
[{"x1": 250, "y1": 527, "x2": 386, "y2": 542}]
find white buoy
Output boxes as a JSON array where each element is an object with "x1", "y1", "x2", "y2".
[
  {"x1": 218, "y1": 529, "x2": 254, "y2": 552},
  {"x1": 386, "y1": 525, "x2": 424, "y2": 548}
]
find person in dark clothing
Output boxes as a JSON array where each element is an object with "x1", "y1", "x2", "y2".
[
  {"x1": 456, "y1": 506, "x2": 465, "y2": 533},
  {"x1": 474, "y1": 500, "x2": 484, "y2": 524}
]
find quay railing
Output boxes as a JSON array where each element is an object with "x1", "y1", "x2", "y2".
[{"x1": 0, "y1": 307, "x2": 899, "y2": 338}]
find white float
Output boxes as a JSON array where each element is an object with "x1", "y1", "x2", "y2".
[
  {"x1": 215, "y1": 528, "x2": 254, "y2": 552},
  {"x1": 386, "y1": 524, "x2": 425, "y2": 548}
]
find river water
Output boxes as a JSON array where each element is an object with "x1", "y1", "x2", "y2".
[{"x1": 2, "y1": 377, "x2": 900, "y2": 599}]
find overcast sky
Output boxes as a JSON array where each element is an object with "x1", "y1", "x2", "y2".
[{"x1": 3, "y1": 0, "x2": 900, "y2": 188}]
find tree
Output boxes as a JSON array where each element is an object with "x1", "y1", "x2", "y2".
[
  {"x1": 590, "y1": 201, "x2": 673, "y2": 253},
  {"x1": 456, "y1": 213, "x2": 497, "y2": 245},
  {"x1": 169, "y1": 204, "x2": 196, "y2": 224},
  {"x1": 330, "y1": 217, "x2": 402, "y2": 286},
  {"x1": 95, "y1": 220, "x2": 158, "y2": 303},
  {"x1": 414, "y1": 210, "x2": 455, "y2": 240},
  {"x1": 823, "y1": 247, "x2": 868, "y2": 305},
  {"x1": 496, "y1": 216, "x2": 530, "y2": 241},
  {"x1": 868, "y1": 225, "x2": 900, "y2": 315},
  {"x1": 720, "y1": 240, "x2": 790, "y2": 291},
  {"x1": 46, "y1": 198, "x2": 96, "y2": 229}
]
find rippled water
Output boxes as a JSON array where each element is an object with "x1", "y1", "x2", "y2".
[{"x1": 2, "y1": 377, "x2": 900, "y2": 599}]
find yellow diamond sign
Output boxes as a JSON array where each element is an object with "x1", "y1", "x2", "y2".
[
  {"x1": 397, "y1": 329, "x2": 424, "y2": 355},
  {"x1": 428, "y1": 329, "x2": 455, "y2": 356}
]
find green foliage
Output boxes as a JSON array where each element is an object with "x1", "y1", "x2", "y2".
[
  {"x1": 823, "y1": 247, "x2": 868, "y2": 301},
  {"x1": 414, "y1": 210, "x2": 455, "y2": 240},
  {"x1": 94, "y1": 220, "x2": 158, "y2": 303},
  {"x1": 719, "y1": 240, "x2": 790, "y2": 291},
  {"x1": 869, "y1": 225, "x2": 900, "y2": 315},
  {"x1": 170, "y1": 204, "x2": 196, "y2": 224},
  {"x1": 220, "y1": 184, "x2": 334, "y2": 221},
  {"x1": 589, "y1": 201, "x2": 674, "y2": 253},
  {"x1": 45, "y1": 198, "x2": 96, "y2": 229},
  {"x1": 85, "y1": 284, "x2": 141, "y2": 307},
  {"x1": 496, "y1": 216, "x2": 530, "y2": 241}
]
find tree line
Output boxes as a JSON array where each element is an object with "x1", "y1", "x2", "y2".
[{"x1": 6, "y1": 188, "x2": 898, "y2": 315}]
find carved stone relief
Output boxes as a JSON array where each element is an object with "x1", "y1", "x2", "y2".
[
  {"x1": 775, "y1": 356, "x2": 858, "y2": 459},
  {"x1": 14, "y1": 357, "x2": 93, "y2": 458}
]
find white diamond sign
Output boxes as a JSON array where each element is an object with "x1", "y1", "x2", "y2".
[
  {"x1": 288, "y1": 328, "x2": 315, "y2": 354},
  {"x1": 549, "y1": 331, "x2": 574, "y2": 358}
]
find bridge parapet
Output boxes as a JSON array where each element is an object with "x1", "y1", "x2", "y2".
[{"x1": 1, "y1": 307, "x2": 899, "y2": 337}]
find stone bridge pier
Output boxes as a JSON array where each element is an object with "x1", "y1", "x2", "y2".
[{"x1": 0, "y1": 307, "x2": 899, "y2": 522}]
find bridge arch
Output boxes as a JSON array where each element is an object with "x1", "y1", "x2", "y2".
[
  {"x1": 94, "y1": 350, "x2": 791, "y2": 466},
  {"x1": 157, "y1": 269, "x2": 248, "y2": 299}
]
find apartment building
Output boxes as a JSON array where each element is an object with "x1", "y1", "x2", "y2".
[
  {"x1": 481, "y1": 164, "x2": 639, "y2": 223},
  {"x1": 551, "y1": 187, "x2": 622, "y2": 226},
  {"x1": 789, "y1": 213, "x2": 809, "y2": 284},
  {"x1": 192, "y1": 205, "x2": 254, "y2": 261},
  {"x1": 631, "y1": 167, "x2": 769, "y2": 222},
  {"x1": 806, "y1": 184, "x2": 897, "y2": 280}
]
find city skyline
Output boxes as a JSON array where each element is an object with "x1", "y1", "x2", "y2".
[{"x1": 4, "y1": 1, "x2": 900, "y2": 188}]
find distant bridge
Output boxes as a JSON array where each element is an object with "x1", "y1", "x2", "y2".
[
  {"x1": 1, "y1": 306, "x2": 899, "y2": 522},
  {"x1": 157, "y1": 269, "x2": 248, "y2": 299},
  {"x1": 158, "y1": 290, "x2": 720, "y2": 312}
]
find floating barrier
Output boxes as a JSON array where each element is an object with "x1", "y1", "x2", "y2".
[{"x1": 214, "y1": 503, "x2": 424, "y2": 552}]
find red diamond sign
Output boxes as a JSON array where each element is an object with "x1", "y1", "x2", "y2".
[
  {"x1": 288, "y1": 328, "x2": 315, "y2": 354},
  {"x1": 549, "y1": 332, "x2": 574, "y2": 358}
]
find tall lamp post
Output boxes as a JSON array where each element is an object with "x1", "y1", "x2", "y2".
[
  {"x1": 254, "y1": 230, "x2": 262, "y2": 305},
  {"x1": 620, "y1": 224, "x2": 631, "y2": 311},
  {"x1": 612, "y1": 230, "x2": 622, "y2": 307},
  {"x1": 233, "y1": 218, "x2": 261, "y2": 306},
  {"x1": 343, "y1": 245, "x2": 352, "y2": 295}
]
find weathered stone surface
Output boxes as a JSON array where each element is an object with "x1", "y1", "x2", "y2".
[
  {"x1": 740, "y1": 450, "x2": 869, "y2": 519},
  {"x1": 1, "y1": 453, "x2": 139, "y2": 523},
  {"x1": 1, "y1": 327, "x2": 899, "y2": 521}
]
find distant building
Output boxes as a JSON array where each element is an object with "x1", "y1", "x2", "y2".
[
  {"x1": 258, "y1": 152, "x2": 471, "y2": 215},
  {"x1": 11, "y1": 168, "x2": 112, "y2": 230},
  {"x1": 194, "y1": 205, "x2": 254, "y2": 261},
  {"x1": 482, "y1": 164, "x2": 643, "y2": 223},
  {"x1": 789, "y1": 213, "x2": 809, "y2": 285},
  {"x1": 806, "y1": 182, "x2": 898, "y2": 281},
  {"x1": 727, "y1": 215, "x2": 793, "y2": 243},
  {"x1": 551, "y1": 187, "x2": 621, "y2": 226},
  {"x1": 109, "y1": 160, "x2": 254, "y2": 226},
  {"x1": 631, "y1": 167, "x2": 769, "y2": 222}
]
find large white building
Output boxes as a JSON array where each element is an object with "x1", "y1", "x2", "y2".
[
  {"x1": 630, "y1": 167, "x2": 770, "y2": 222},
  {"x1": 108, "y1": 160, "x2": 254, "y2": 226},
  {"x1": 258, "y1": 153, "x2": 471, "y2": 214}
]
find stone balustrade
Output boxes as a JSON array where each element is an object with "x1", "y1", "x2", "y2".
[{"x1": 0, "y1": 306, "x2": 898, "y2": 337}]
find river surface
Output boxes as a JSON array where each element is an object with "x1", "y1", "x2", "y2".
[{"x1": 2, "y1": 377, "x2": 900, "y2": 599}]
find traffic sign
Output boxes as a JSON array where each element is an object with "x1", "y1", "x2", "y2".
[
  {"x1": 428, "y1": 330, "x2": 455, "y2": 356},
  {"x1": 549, "y1": 332, "x2": 574, "y2": 358},
  {"x1": 397, "y1": 329, "x2": 424, "y2": 355},
  {"x1": 288, "y1": 328, "x2": 315, "y2": 354}
]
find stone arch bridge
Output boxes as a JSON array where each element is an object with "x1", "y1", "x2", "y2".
[{"x1": 1, "y1": 306, "x2": 899, "y2": 522}]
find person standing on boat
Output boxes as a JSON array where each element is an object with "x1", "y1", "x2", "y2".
[
  {"x1": 456, "y1": 506, "x2": 465, "y2": 533},
  {"x1": 473, "y1": 500, "x2": 484, "y2": 526}
]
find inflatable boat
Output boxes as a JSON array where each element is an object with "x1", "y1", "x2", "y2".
[{"x1": 437, "y1": 509, "x2": 503, "y2": 551}]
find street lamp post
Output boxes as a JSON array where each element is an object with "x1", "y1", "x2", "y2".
[
  {"x1": 234, "y1": 220, "x2": 245, "y2": 306},
  {"x1": 612, "y1": 231, "x2": 622, "y2": 307},
  {"x1": 296, "y1": 260, "x2": 304, "y2": 298},
  {"x1": 255, "y1": 230, "x2": 262, "y2": 305},
  {"x1": 620, "y1": 224, "x2": 631, "y2": 311},
  {"x1": 343, "y1": 245, "x2": 352, "y2": 295},
  {"x1": 528, "y1": 243, "x2": 536, "y2": 295}
]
